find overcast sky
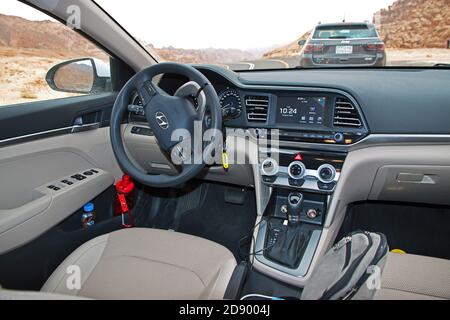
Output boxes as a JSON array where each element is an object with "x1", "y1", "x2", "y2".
[{"x1": 1, "y1": 0, "x2": 395, "y2": 50}]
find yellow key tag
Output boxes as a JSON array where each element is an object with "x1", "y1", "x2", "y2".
[{"x1": 222, "y1": 151, "x2": 229, "y2": 170}]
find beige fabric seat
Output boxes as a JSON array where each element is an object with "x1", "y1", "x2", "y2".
[
  {"x1": 375, "y1": 252, "x2": 450, "y2": 300},
  {"x1": 36, "y1": 228, "x2": 236, "y2": 300}
]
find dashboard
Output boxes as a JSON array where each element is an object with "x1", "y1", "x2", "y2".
[
  {"x1": 129, "y1": 67, "x2": 375, "y2": 146},
  {"x1": 123, "y1": 65, "x2": 450, "y2": 209},
  {"x1": 127, "y1": 65, "x2": 450, "y2": 154}
]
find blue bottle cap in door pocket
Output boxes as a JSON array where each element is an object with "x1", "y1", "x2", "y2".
[{"x1": 83, "y1": 203, "x2": 95, "y2": 212}]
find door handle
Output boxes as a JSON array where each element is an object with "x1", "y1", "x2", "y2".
[{"x1": 71, "y1": 122, "x2": 101, "y2": 133}]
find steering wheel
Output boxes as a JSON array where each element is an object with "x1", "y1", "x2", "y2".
[{"x1": 110, "y1": 62, "x2": 222, "y2": 187}]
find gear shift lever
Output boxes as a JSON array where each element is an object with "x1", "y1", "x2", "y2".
[
  {"x1": 287, "y1": 192, "x2": 303, "y2": 225},
  {"x1": 265, "y1": 192, "x2": 310, "y2": 268}
]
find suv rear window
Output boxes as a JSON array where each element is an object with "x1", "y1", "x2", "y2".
[{"x1": 313, "y1": 25, "x2": 378, "y2": 39}]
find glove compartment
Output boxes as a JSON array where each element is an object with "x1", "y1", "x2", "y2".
[{"x1": 369, "y1": 165, "x2": 450, "y2": 205}]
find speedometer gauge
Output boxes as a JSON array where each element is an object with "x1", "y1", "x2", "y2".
[{"x1": 219, "y1": 88, "x2": 242, "y2": 119}]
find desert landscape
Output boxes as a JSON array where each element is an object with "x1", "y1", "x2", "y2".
[
  {"x1": 0, "y1": 11, "x2": 259, "y2": 105},
  {"x1": 263, "y1": 0, "x2": 450, "y2": 60},
  {"x1": 1, "y1": 0, "x2": 449, "y2": 106},
  {"x1": 0, "y1": 46, "x2": 82, "y2": 105},
  {"x1": 0, "y1": 12, "x2": 110, "y2": 105}
]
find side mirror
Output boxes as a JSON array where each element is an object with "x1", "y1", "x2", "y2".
[
  {"x1": 298, "y1": 39, "x2": 307, "y2": 46},
  {"x1": 46, "y1": 58, "x2": 111, "y2": 94}
]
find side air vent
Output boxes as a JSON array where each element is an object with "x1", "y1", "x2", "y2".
[
  {"x1": 245, "y1": 95, "x2": 269, "y2": 122},
  {"x1": 333, "y1": 97, "x2": 362, "y2": 128}
]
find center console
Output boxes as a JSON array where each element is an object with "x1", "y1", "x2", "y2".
[
  {"x1": 241, "y1": 89, "x2": 368, "y2": 284},
  {"x1": 255, "y1": 148, "x2": 347, "y2": 279}
]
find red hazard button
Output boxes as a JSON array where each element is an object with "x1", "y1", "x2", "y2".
[{"x1": 294, "y1": 153, "x2": 303, "y2": 161}]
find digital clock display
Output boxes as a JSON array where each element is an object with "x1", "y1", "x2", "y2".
[{"x1": 276, "y1": 96, "x2": 326, "y2": 125}]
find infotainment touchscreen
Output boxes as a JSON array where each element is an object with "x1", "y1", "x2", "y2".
[{"x1": 276, "y1": 96, "x2": 326, "y2": 125}]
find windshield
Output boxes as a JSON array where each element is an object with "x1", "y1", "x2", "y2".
[
  {"x1": 96, "y1": 0, "x2": 449, "y2": 70},
  {"x1": 313, "y1": 25, "x2": 379, "y2": 39}
]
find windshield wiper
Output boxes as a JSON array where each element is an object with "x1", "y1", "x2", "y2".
[
  {"x1": 328, "y1": 36, "x2": 348, "y2": 39},
  {"x1": 434, "y1": 63, "x2": 450, "y2": 68}
]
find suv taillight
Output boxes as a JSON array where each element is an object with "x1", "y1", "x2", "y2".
[
  {"x1": 304, "y1": 44, "x2": 324, "y2": 54},
  {"x1": 365, "y1": 43, "x2": 385, "y2": 52}
]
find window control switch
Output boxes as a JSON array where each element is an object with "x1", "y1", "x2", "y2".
[
  {"x1": 71, "y1": 174, "x2": 86, "y2": 181},
  {"x1": 61, "y1": 180, "x2": 73, "y2": 186}
]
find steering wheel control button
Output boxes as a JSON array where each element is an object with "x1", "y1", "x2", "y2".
[
  {"x1": 144, "y1": 81, "x2": 157, "y2": 96},
  {"x1": 317, "y1": 164, "x2": 337, "y2": 183},
  {"x1": 137, "y1": 81, "x2": 158, "y2": 105},
  {"x1": 261, "y1": 158, "x2": 279, "y2": 176},
  {"x1": 288, "y1": 161, "x2": 306, "y2": 180}
]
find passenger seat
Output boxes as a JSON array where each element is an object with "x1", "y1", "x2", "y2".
[{"x1": 376, "y1": 252, "x2": 450, "y2": 300}]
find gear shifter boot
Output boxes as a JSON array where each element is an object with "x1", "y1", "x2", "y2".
[{"x1": 265, "y1": 224, "x2": 312, "y2": 269}]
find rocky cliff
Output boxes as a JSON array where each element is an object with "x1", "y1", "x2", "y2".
[
  {"x1": 262, "y1": 31, "x2": 310, "y2": 59},
  {"x1": 146, "y1": 44, "x2": 256, "y2": 64},
  {"x1": 0, "y1": 13, "x2": 105, "y2": 59},
  {"x1": 374, "y1": 0, "x2": 450, "y2": 48}
]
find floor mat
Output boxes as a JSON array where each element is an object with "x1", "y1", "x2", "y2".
[
  {"x1": 176, "y1": 182, "x2": 257, "y2": 261},
  {"x1": 339, "y1": 201, "x2": 450, "y2": 260}
]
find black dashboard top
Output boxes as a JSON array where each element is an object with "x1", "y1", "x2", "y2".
[{"x1": 192, "y1": 66, "x2": 450, "y2": 135}]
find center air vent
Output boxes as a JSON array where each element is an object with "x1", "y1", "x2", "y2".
[
  {"x1": 245, "y1": 95, "x2": 269, "y2": 122},
  {"x1": 333, "y1": 97, "x2": 362, "y2": 128}
]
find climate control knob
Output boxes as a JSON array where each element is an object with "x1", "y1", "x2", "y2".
[
  {"x1": 261, "y1": 158, "x2": 279, "y2": 176},
  {"x1": 317, "y1": 164, "x2": 336, "y2": 183},
  {"x1": 288, "y1": 161, "x2": 306, "y2": 180}
]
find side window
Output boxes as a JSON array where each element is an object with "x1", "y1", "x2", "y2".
[{"x1": 0, "y1": 0, "x2": 112, "y2": 107}]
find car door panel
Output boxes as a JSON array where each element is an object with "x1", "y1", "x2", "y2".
[{"x1": 0, "y1": 100, "x2": 122, "y2": 254}]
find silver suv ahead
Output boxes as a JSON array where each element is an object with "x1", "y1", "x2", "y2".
[{"x1": 299, "y1": 22, "x2": 387, "y2": 67}]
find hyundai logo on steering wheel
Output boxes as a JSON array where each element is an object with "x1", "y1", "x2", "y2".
[{"x1": 155, "y1": 111, "x2": 169, "y2": 130}]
